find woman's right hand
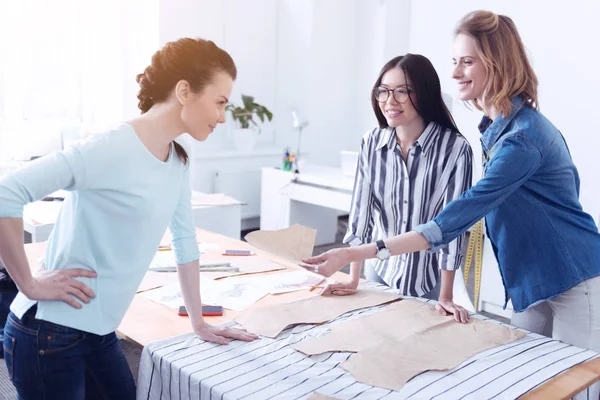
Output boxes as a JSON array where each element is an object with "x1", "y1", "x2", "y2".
[
  {"x1": 299, "y1": 248, "x2": 352, "y2": 278},
  {"x1": 320, "y1": 280, "x2": 359, "y2": 296},
  {"x1": 195, "y1": 323, "x2": 259, "y2": 345},
  {"x1": 24, "y1": 269, "x2": 97, "y2": 309}
]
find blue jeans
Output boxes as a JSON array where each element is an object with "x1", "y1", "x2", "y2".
[
  {"x1": 0, "y1": 281, "x2": 18, "y2": 356},
  {"x1": 3, "y1": 307, "x2": 135, "y2": 400}
]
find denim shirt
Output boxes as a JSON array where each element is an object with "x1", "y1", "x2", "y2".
[{"x1": 415, "y1": 97, "x2": 600, "y2": 312}]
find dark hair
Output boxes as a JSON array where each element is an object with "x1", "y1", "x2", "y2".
[
  {"x1": 371, "y1": 54, "x2": 458, "y2": 133},
  {"x1": 136, "y1": 38, "x2": 237, "y2": 164}
]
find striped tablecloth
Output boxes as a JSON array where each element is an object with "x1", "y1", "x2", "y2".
[{"x1": 137, "y1": 286, "x2": 597, "y2": 400}]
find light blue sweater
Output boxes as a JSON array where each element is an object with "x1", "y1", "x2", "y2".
[{"x1": 0, "y1": 124, "x2": 200, "y2": 335}]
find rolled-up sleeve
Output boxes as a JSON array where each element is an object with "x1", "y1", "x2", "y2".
[
  {"x1": 415, "y1": 134, "x2": 542, "y2": 251},
  {"x1": 168, "y1": 163, "x2": 200, "y2": 265},
  {"x1": 343, "y1": 136, "x2": 375, "y2": 246},
  {"x1": 414, "y1": 220, "x2": 444, "y2": 250}
]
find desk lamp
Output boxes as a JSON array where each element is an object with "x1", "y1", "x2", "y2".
[{"x1": 291, "y1": 110, "x2": 308, "y2": 174}]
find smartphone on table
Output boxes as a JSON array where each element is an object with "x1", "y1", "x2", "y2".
[{"x1": 178, "y1": 305, "x2": 223, "y2": 317}]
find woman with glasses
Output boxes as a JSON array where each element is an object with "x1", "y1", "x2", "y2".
[
  {"x1": 320, "y1": 54, "x2": 472, "y2": 323},
  {"x1": 303, "y1": 13, "x2": 600, "y2": 390}
]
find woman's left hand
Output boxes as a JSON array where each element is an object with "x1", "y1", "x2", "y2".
[
  {"x1": 195, "y1": 323, "x2": 259, "y2": 345},
  {"x1": 299, "y1": 248, "x2": 351, "y2": 278},
  {"x1": 435, "y1": 298, "x2": 470, "y2": 324}
]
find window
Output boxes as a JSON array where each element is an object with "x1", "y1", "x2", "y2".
[{"x1": 0, "y1": 0, "x2": 158, "y2": 161}]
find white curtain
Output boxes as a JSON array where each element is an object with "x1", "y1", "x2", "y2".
[{"x1": 0, "y1": 0, "x2": 158, "y2": 161}]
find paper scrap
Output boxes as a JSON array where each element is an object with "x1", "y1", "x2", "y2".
[
  {"x1": 137, "y1": 271, "x2": 177, "y2": 293},
  {"x1": 211, "y1": 256, "x2": 286, "y2": 280},
  {"x1": 142, "y1": 279, "x2": 267, "y2": 311},
  {"x1": 149, "y1": 249, "x2": 234, "y2": 271},
  {"x1": 341, "y1": 317, "x2": 525, "y2": 391},
  {"x1": 240, "y1": 270, "x2": 327, "y2": 294},
  {"x1": 235, "y1": 289, "x2": 401, "y2": 338},
  {"x1": 244, "y1": 224, "x2": 316, "y2": 262},
  {"x1": 198, "y1": 243, "x2": 221, "y2": 252},
  {"x1": 149, "y1": 251, "x2": 286, "y2": 278}
]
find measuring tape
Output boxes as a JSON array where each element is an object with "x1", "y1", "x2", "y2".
[
  {"x1": 463, "y1": 219, "x2": 484, "y2": 311},
  {"x1": 462, "y1": 145, "x2": 495, "y2": 311}
]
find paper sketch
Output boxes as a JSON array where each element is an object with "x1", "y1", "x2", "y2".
[
  {"x1": 211, "y1": 256, "x2": 287, "y2": 280},
  {"x1": 241, "y1": 270, "x2": 327, "y2": 294},
  {"x1": 142, "y1": 279, "x2": 267, "y2": 311}
]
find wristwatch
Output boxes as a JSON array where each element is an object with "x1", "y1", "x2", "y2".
[{"x1": 375, "y1": 239, "x2": 391, "y2": 261}]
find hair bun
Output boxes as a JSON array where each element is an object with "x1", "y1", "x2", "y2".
[{"x1": 136, "y1": 66, "x2": 158, "y2": 113}]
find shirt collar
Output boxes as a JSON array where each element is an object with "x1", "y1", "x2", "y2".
[
  {"x1": 374, "y1": 122, "x2": 438, "y2": 155},
  {"x1": 479, "y1": 96, "x2": 526, "y2": 152}
]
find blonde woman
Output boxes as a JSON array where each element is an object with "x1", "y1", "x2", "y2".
[{"x1": 302, "y1": 10, "x2": 600, "y2": 365}]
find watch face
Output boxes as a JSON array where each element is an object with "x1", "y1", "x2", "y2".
[{"x1": 378, "y1": 248, "x2": 391, "y2": 260}]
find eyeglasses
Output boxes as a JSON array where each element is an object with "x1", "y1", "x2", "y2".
[{"x1": 373, "y1": 86, "x2": 413, "y2": 103}]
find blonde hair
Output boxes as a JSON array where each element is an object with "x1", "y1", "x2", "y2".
[{"x1": 456, "y1": 10, "x2": 538, "y2": 117}]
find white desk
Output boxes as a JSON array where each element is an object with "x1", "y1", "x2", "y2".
[
  {"x1": 190, "y1": 198, "x2": 242, "y2": 240},
  {"x1": 22, "y1": 191, "x2": 243, "y2": 243},
  {"x1": 260, "y1": 165, "x2": 354, "y2": 246}
]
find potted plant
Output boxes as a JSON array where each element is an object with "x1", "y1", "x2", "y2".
[{"x1": 226, "y1": 95, "x2": 273, "y2": 151}]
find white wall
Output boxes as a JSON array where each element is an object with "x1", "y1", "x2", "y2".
[
  {"x1": 158, "y1": 0, "x2": 413, "y2": 167},
  {"x1": 409, "y1": 0, "x2": 600, "y2": 222},
  {"x1": 0, "y1": 0, "x2": 158, "y2": 161},
  {"x1": 155, "y1": 0, "x2": 415, "y2": 225},
  {"x1": 353, "y1": 0, "x2": 412, "y2": 138},
  {"x1": 302, "y1": 0, "x2": 412, "y2": 167},
  {"x1": 272, "y1": 0, "x2": 314, "y2": 159}
]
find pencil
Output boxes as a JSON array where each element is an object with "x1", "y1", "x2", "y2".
[{"x1": 309, "y1": 278, "x2": 326, "y2": 292}]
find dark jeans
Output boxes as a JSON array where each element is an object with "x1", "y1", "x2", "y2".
[
  {"x1": 0, "y1": 280, "x2": 18, "y2": 357},
  {"x1": 3, "y1": 307, "x2": 136, "y2": 400}
]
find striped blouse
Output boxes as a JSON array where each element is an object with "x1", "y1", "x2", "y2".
[{"x1": 343, "y1": 122, "x2": 473, "y2": 296}]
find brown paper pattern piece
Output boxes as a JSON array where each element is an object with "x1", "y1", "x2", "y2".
[
  {"x1": 244, "y1": 224, "x2": 316, "y2": 262},
  {"x1": 293, "y1": 300, "x2": 455, "y2": 355},
  {"x1": 235, "y1": 289, "x2": 402, "y2": 338},
  {"x1": 341, "y1": 315, "x2": 525, "y2": 390}
]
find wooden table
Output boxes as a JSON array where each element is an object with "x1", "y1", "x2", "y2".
[
  {"x1": 24, "y1": 229, "x2": 600, "y2": 400},
  {"x1": 24, "y1": 228, "x2": 336, "y2": 344}
]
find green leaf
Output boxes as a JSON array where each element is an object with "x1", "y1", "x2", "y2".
[
  {"x1": 226, "y1": 94, "x2": 273, "y2": 131},
  {"x1": 241, "y1": 95, "x2": 255, "y2": 111},
  {"x1": 264, "y1": 109, "x2": 273, "y2": 121}
]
